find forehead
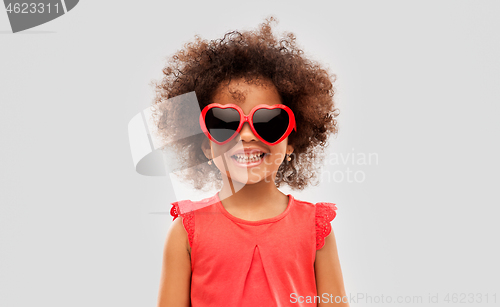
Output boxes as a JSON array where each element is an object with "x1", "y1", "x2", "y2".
[{"x1": 212, "y1": 77, "x2": 282, "y2": 113}]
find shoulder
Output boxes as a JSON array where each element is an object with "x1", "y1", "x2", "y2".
[
  {"x1": 292, "y1": 196, "x2": 338, "y2": 250},
  {"x1": 170, "y1": 195, "x2": 219, "y2": 220},
  {"x1": 288, "y1": 196, "x2": 338, "y2": 250},
  {"x1": 289, "y1": 196, "x2": 316, "y2": 213},
  {"x1": 290, "y1": 196, "x2": 337, "y2": 216},
  {"x1": 315, "y1": 202, "x2": 337, "y2": 220},
  {"x1": 169, "y1": 195, "x2": 219, "y2": 248}
]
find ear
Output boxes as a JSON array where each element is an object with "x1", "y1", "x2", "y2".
[
  {"x1": 201, "y1": 138, "x2": 212, "y2": 160},
  {"x1": 286, "y1": 144, "x2": 294, "y2": 156}
]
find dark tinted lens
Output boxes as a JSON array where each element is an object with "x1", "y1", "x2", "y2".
[
  {"x1": 204, "y1": 107, "x2": 241, "y2": 143},
  {"x1": 252, "y1": 108, "x2": 290, "y2": 143}
]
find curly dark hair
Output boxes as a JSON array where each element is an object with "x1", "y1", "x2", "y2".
[{"x1": 151, "y1": 16, "x2": 339, "y2": 191}]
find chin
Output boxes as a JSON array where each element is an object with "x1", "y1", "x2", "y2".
[
  {"x1": 239, "y1": 173, "x2": 277, "y2": 185},
  {"x1": 230, "y1": 177, "x2": 259, "y2": 185}
]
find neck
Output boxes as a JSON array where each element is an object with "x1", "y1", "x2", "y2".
[{"x1": 218, "y1": 173, "x2": 284, "y2": 209}]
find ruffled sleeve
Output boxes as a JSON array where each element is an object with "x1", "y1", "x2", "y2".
[
  {"x1": 170, "y1": 201, "x2": 195, "y2": 247},
  {"x1": 315, "y1": 202, "x2": 338, "y2": 250},
  {"x1": 170, "y1": 201, "x2": 181, "y2": 221}
]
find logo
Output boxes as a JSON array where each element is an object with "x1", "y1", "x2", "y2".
[
  {"x1": 3, "y1": 0, "x2": 79, "y2": 33},
  {"x1": 128, "y1": 92, "x2": 248, "y2": 207}
]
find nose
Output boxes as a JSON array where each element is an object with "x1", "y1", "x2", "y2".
[{"x1": 238, "y1": 122, "x2": 258, "y2": 142}]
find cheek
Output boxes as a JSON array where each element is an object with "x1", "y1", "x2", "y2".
[
  {"x1": 210, "y1": 141, "x2": 228, "y2": 157},
  {"x1": 273, "y1": 140, "x2": 288, "y2": 155},
  {"x1": 210, "y1": 142, "x2": 233, "y2": 169},
  {"x1": 267, "y1": 145, "x2": 287, "y2": 166}
]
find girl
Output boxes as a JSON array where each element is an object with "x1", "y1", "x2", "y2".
[{"x1": 153, "y1": 17, "x2": 349, "y2": 307}]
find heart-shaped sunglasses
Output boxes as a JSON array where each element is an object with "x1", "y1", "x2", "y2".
[{"x1": 199, "y1": 103, "x2": 297, "y2": 146}]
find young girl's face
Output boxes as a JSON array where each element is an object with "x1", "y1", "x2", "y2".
[{"x1": 202, "y1": 77, "x2": 294, "y2": 185}]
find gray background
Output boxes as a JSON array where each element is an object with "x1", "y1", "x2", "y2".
[{"x1": 1, "y1": 1, "x2": 499, "y2": 306}]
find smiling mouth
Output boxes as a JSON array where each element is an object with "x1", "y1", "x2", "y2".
[{"x1": 231, "y1": 153, "x2": 267, "y2": 163}]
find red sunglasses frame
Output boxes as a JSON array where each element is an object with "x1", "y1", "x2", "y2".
[{"x1": 199, "y1": 103, "x2": 297, "y2": 146}]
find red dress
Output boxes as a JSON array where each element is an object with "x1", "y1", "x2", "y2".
[{"x1": 170, "y1": 193, "x2": 337, "y2": 307}]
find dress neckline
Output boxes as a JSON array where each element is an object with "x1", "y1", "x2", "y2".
[{"x1": 214, "y1": 192, "x2": 294, "y2": 225}]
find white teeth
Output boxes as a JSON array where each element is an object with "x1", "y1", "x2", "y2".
[{"x1": 232, "y1": 153, "x2": 265, "y2": 163}]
